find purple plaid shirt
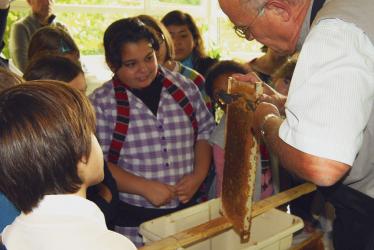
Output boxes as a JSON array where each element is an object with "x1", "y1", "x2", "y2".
[{"x1": 89, "y1": 66, "x2": 214, "y2": 209}]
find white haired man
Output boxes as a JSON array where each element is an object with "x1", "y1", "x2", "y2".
[{"x1": 219, "y1": 0, "x2": 374, "y2": 249}]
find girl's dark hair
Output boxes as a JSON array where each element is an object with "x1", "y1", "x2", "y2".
[
  {"x1": 161, "y1": 10, "x2": 206, "y2": 59},
  {"x1": 23, "y1": 55, "x2": 83, "y2": 83},
  {"x1": 103, "y1": 17, "x2": 160, "y2": 71},
  {"x1": 205, "y1": 60, "x2": 247, "y2": 99},
  {"x1": 0, "y1": 81, "x2": 95, "y2": 213},
  {"x1": 137, "y1": 14, "x2": 175, "y2": 62},
  {"x1": 28, "y1": 26, "x2": 80, "y2": 61}
]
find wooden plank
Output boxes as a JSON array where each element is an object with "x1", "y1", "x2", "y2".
[
  {"x1": 252, "y1": 182, "x2": 316, "y2": 217},
  {"x1": 139, "y1": 183, "x2": 316, "y2": 250}
]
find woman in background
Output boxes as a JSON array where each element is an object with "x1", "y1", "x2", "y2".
[
  {"x1": 137, "y1": 14, "x2": 211, "y2": 111},
  {"x1": 161, "y1": 10, "x2": 217, "y2": 77}
]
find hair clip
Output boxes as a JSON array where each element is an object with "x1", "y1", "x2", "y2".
[
  {"x1": 135, "y1": 19, "x2": 146, "y2": 27},
  {"x1": 59, "y1": 40, "x2": 72, "y2": 53}
]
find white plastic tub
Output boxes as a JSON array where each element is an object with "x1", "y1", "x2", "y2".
[{"x1": 140, "y1": 198, "x2": 303, "y2": 250}]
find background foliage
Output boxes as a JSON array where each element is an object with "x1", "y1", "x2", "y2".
[
  {"x1": 3, "y1": 0, "x2": 204, "y2": 58},
  {"x1": 3, "y1": 0, "x2": 260, "y2": 62}
]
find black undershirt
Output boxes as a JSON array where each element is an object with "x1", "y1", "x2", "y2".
[{"x1": 128, "y1": 73, "x2": 163, "y2": 116}]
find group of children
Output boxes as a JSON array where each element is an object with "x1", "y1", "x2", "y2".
[{"x1": 0, "y1": 7, "x2": 299, "y2": 249}]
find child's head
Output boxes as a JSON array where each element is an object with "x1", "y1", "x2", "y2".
[
  {"x1": 137, "y1": 15, "x2": 175, "y2": 65},
  {"x1": 271, "y1": 55, "x2": 298, "y2": 95},
  {"x1": 103, "y1": 17, "x2": 159, "y2": 89},
  {"x1": 205, "y1": 60, "x2": 247, "y2": 106},
  {"x1": 0, "y1": 68, "x2": 23, "y2": 92},
  {"x1": 0, "y1": 81, "x2": 103, "y2": 213},
  {"x1": 23, "y1": 55, "x2": 86, "y2": 92},
  {"x1": 161, "y1": 10, "x2": 205, "y2": 61},
  {"x1": 28, "y1": 26, "x2": 80, "y2": 63}
]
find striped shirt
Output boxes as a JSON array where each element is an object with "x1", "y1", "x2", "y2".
[
  {"x1": 174, "y1": 61, "x2": 212, "y2": 111},
  {"x1": 89, "y1": 66, "x2": 215, "y2": 209}
]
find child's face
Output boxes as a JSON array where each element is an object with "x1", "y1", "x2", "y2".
[
  {"x1": 212, "y1": 73, "x2": 232, "y2": 104},
  {"x1": 116, "y1": 39, "x2": 158, "y2": 89},
  {"x1": 166, "y1": 25, "x2": 195, "y2": 61}
]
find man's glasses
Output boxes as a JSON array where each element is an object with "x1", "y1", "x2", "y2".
[
  {"x1": 234, "y1": 25, "x2": 250, "y2": 38},
  {"x1": 158, "y1": 33, "x2": 165, "y2": 45},
  {"x1": 233, "y1": 6, "x2": 265, "y2": 39}
]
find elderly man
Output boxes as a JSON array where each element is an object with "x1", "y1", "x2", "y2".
[
  {"x1": 219, "y1": 0, "x2": 374, "y2": 249},
  {"x1": 9, "y1": 0, "x2": 63, "y2": 72}
]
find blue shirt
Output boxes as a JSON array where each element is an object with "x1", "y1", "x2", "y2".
[
  {"x1": 181, "y1": 54, "x2": 194, "y2": 69},
  {"x1": 0, "y1": 193, "x2": 19, "y2": 232}
]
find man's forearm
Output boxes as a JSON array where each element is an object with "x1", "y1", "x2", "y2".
[{"x1": 261, "y1": 116, "x2": 350, "y2": 186}]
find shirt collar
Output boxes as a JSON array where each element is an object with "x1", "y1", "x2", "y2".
[
  {"x1": 18, "y1": 194, "x2": 106, "y2": 227},
  {"x1": 296, "y1": 0, "x2": 314, "y2": 51},
  {"x1": 181, "y1": 54, "x2": 194, "y2": 69}
]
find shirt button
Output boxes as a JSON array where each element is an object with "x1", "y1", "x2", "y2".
[
  {"x1": 158, "y1": 125, "x2": 163, "y2": 129},
  {"x1": 165, "y1": 163, "x2": 169, "y2": 167},
  {"x1": 161, "y1": 136, "x2": 165, "y2": 140},
  {"x1": 163, "y1": 148, "x2": 167, "y2": 152}
]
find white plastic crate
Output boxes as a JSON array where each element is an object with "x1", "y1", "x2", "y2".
[{"x1": 140, "y1": 198, "x2": 303, "y2": 250}]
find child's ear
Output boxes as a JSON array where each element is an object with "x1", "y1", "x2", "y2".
[
  {"x1": 80, "y1": 155, "x2": 88, "y2": 164},
  {"x1": 265, "y1": 0, "x2": 291, "y2": 22},
  {"x1": 76, "y1": 156, "x2": 89, "y2": 184}
]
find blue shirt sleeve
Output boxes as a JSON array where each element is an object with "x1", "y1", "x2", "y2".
[{"x1": 0, "y1": 193, "x2": 19, "y2": 232}]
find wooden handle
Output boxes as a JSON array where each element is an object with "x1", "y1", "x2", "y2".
[{"x1": 138, "y1": 183, "x2": 316, "y2": 250}]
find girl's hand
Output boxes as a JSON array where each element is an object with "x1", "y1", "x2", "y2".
[
  {"x1": 142, "y1": 180, "x2": 176, "y2": 207},
  {"x1": 176, "y1": 173, "x2": 202, "y2": 204}
]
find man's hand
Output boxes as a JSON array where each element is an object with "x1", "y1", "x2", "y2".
[
  {"x1": 232, "y1": 72, "x2": 287, "y2": 114},
  {"x1": 142, "y1": 180, "x2": 176, "y2": 207},
  {"x1": 232, "y1": 71, "x2": 262, "y2": 84},
  {"x1": 176, "y1": 173, "x2": 202, "y2": 204},
  {"x1": 258, "y1": 83, "x2": 287, "y2": 114}
]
